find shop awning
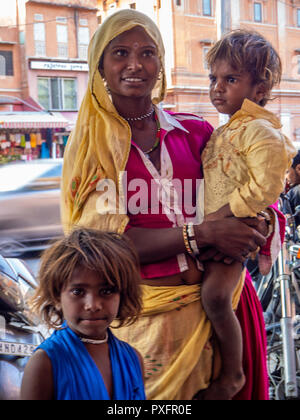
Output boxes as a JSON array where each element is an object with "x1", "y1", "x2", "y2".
[{"x1": 0, "y1": 112, "x2": 69, "y2": 129}]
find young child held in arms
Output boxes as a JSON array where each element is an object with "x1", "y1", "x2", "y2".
[
  {"x1": 21, "y1": 229, "x2": 145, "y2": 400},
  {"x1": 199, "y1": 29, "x2": 296, "y2": 400}
]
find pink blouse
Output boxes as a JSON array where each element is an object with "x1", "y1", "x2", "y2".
[{"x1": 125, "y1": 108, "x2": 213, "y2": 279}]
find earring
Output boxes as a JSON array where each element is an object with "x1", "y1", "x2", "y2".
[
  {"x1": 55, "y1": 303, "x2": 62, "y2": 312},
  {"x1": 102, "y1": 77, "x2": 111, "y2": 95},
  {"x1": 157, "y1": 69, "x2": 163, "y2": 81}
]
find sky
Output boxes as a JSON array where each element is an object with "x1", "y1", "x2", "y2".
[{"x1": 0, "y1": 0, "x2": 17, "y2": 27}]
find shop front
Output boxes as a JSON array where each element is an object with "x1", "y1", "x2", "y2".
[{"x1": 0, "y1": 111, "x2": 69, "y2": 164}]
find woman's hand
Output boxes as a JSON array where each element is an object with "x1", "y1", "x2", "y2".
[
  {"x1": 240, "y1": 215, "x2": 269, "y2": 237},
  {"x1": 125, "y1": 215, "x2": 268, "y2": 265},
  {"x1": 194, "y1": 217, "x2": 267, "y2": 263},
  {"x1": 197, "y1": 247, "x2": 234, "y2": 264}
]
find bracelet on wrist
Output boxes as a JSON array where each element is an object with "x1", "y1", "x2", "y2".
[
  {"x1": 258, "y1": 210, "x2": 274, "y2": 238},
  {"x1": 187, "y1": 223, "x2": 200, "y2": 257},
  {"x1": 183, "y1": 223, "x2": 194, "y2": 256},
  {"x1": 183, "y1": 223, "x2": 200, "y2": 258}
]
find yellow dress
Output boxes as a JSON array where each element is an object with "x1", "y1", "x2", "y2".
[{"x1": 202, "y1": 99, "x2": 296, "y2": 217}]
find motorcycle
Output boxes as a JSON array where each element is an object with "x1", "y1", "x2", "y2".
[
  {"x1": 248, "y1": 196, "x2": 300, "y2": 399},
  {"x1": 0, "y1": 254, "x2": 46, "y2": 400},
  {"x1": 248, "y1": 200, "x2": 300, "y2": 316}
]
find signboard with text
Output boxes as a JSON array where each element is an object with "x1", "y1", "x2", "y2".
[{"x1": 30, "y1": 61, "x2": 89, "y2": 72}]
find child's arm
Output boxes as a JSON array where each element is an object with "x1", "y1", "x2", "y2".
[{"x1": 20, "y1": 350, "x2": 54, "y2": 400}]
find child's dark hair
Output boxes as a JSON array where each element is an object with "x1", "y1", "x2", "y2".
[
  {"x1": 31, "y1": 228, "x2": 142, "y2": 329},
  {"x1": 206, "y1": 29, "x2": 282, "y2": 106}
]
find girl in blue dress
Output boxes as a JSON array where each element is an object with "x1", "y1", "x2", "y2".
[{"x1": 21, "y1": 228, "x2": 145, "y2": 400}]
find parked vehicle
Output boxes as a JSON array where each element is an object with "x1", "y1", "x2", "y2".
[
  {"x1": 0, "y1": 159, "x2": 59, "y2": 398},
  {"x1": 0, "y1": 254, "x2": 46, "y2": 400},
  {"x1": 265, "y1": 237, "x2": 300, "y2": 400},
  {"x1": 251, "y1": 196, "x2": 300, "y2": 399},
  {"x1": 0, "y1": 159, "x2": 63, "y2": 257}
]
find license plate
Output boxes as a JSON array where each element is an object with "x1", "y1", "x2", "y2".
[{"x1": 0, "y1": 341, "x2": 37, "y2": 357}]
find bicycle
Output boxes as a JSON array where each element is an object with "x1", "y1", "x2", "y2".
[{"x1": 260, "y1": 197, "x2": 300, "y2": 399}]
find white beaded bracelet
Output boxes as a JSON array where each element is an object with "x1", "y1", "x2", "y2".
[{"x1": 186, "y1": 223, "x2": 200, "y2": 257}]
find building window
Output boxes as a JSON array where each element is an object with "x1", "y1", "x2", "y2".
[
  {"x1": 78, "y1": 26, "x2": 90, "y2": 60},
  {"x1": 203, "y1": 46, "x2": 210, "y2": 70},
  {"x1": 297, "y1": 9, "x2": 300, "y2": 27},
  {"x1": 79, "y1": 18, "x2": 88, "y2": 26},
  {"x1": 0, "y1": 51, "x2": 13, "y2": 76},
  {"x1": 203, "y1": 0, "x2": 211, "y2": 16},
  {"x1": 34, "y1": 14, "x2": 43, "y2": 21},
  {"x1": 109, "y1": 3, "x2": 117, "y2": 11},
  {"x1": 0, "y1": 55, "x2": 5, "y2": 75},
  {"x1": 56, "y1": 24, "x2": 68, "y2": 58},
  {"x1": 129, "y1": 2, "x2": 136, "y2": 9},
  {"x1": 56, "y1": 17, "x2": 67, "y2": 24},
  {"x1": 34, "y1": 22, "x2": 46, "y2": 56},
  {"x1": 254, "y1": 2, "x2": 262, "y2": 22},
  {"x1": 176, "y1": 0, "x2": 182, "y2": 6},
  {"x1": 37, "y1": 77, "x2": 77, "y2": 111}
]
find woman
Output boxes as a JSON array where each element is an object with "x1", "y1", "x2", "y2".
[{"x1": 61, "y1": 9, "x2": 284, "y2": 400}]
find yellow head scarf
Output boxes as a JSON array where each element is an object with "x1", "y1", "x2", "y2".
[{"x1": 61, "y1": 10, "x2": 166, "y2": 233}]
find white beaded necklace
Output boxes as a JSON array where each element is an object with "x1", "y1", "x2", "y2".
[
  {"x1": 123, "y1": 108, "x2": 154, "y2": 122},
  {"x1": 80, "y1": 332, "x2": 108, "y2": 345}
]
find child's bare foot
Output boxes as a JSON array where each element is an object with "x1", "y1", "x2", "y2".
[{"x1": 193, "y1": 373, "x2": 245, "y2": 400}]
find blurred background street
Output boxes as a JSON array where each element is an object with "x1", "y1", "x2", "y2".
[
  {"x1": 1, "y1": 0, "x2": 300, "y2": 401},
  {"x1": 22, "y1": 255, "x2": 39, "y2": 275}
]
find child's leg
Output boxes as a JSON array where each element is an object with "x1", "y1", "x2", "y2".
[{"x1": 200, "y1": 260, "x2": 245, "y2": 400}]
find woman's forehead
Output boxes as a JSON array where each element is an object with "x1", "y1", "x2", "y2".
[{"x1": 108, "y1": 26, "x2": 157, "y2": 48}]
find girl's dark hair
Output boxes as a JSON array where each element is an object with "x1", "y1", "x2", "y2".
[
  {"x1": 206, "y1": 29, "x2": 282, "y2": 106},
  {"x1": 31, "y1": 228, "x2": 142, "y2": 329}
]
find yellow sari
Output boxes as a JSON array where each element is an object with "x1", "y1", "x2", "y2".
[{"x1": 113, "y1": 279, "x2": 244, "y2": 400}]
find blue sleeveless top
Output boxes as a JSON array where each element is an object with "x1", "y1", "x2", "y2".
[{"x1": 37, "y1": 326, "x2": 146, "y2": 400}]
